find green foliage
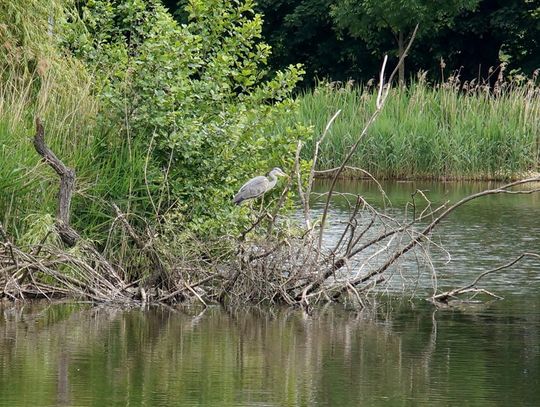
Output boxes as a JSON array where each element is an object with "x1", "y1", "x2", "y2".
[
  {"x1": 0, "y1": 0, "x2": 103, "y2": 239},
  {"x1": 250, "y1": 0, "x2": 540, "y2": 87},
  {"x1": 331, "y1": 0, "x2": 479, "y2": 40},
  {"x1": 483, "y1": 0, "x2": 540, "y2": 76},
  {"x1": 331, "y1": 0, "x2": 479, "y2": 82},
  {"x1": 0, "y1": 0, "x2": 65, "y2": 65},
  {"x1": 253, "y1": 0, "x2": 377, "y2": 85},
  {"x1": 278, "y1": 78, "x2": 540, "y2": 179},
  {"x1": 66, "y1": 0, "x2": 308, "y2": 235}
]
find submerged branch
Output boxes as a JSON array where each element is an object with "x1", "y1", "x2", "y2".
[{"x1": 430, "y1": 252, "x2": 540, "y2": 305}]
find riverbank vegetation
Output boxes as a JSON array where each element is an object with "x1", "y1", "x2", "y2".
[
  {"x1": 1, "y1": 0, "x2": 539, "y2": 307},
  {"x1": 1, "y1": 0, "x2": 307, "y2": 237},
  {"x1": 0, "y1": 0, "x2": 307, "y2": 301},
  {"x1": 285, "y1": 77, "x2": 540, "y2": 179}
]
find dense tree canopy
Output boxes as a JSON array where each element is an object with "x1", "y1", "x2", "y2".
[
  {"x1": 253, "y1": 0, "x2": 378, "y2": 83},
  {"x1": 246, "y1": 0, "x2": 540, "y2": 86},
  {"x1": 331, "y1": 0, "x2": 479, "y2": 84}
]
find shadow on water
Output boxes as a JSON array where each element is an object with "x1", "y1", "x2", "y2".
[{"x1": 310, "y1": 180, "x2": 540, "y2": 296}]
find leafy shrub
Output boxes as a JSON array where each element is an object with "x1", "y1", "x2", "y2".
[{"x1": 65, "y1": 0, "x2": 309, "y2": 235}]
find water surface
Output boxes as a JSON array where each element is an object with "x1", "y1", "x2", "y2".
[
  {"x1": 311, "y1": 180, "x2": 540, "y2": 296},
  {"x1": 1, "y1": 300, "x2": 539, "y2": 406},
  {"x1": 1, "y1": 180, "x2": 539, "y2": 406}
]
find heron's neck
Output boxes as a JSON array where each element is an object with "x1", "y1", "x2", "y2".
[{"x1": 267, "y1": 172, "x2": 278, "y2": 187}]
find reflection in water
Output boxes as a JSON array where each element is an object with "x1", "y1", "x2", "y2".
[
  {"x1": 310, "y1": 180, "x2": 540, "y2": 295},
  {"x1": 1, "y1": 182, "x2": 538, "y2": 406},
  {"x1": 1, "y1": 301, "x2": 539, "y2": 406}
]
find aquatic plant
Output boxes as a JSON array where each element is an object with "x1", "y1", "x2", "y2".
[{"x1": 281, "y1": 73, "x2": 540, "y2": 180}]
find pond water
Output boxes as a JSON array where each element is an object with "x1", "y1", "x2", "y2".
[
  {"x1": 1, "y1": 180, "x2": 539, "y2": 406},
  {"x1": 1, "y1": 300, "x2": 539, "y2": 406},
  {"x1": 311, "y1": 180, "x2": 540, "y2": 296}
]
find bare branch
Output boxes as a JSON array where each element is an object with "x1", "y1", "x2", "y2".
[
  {"x1": 33, "y1": 118, "x2": 75, "y2": 227},
  {"x1": 431, "y1": 252, "x2": 540, "y2": 304},
  {"x1": 315, "y1": 28, "x2": 418, "y2": 255},
  {"x1": 336, "y1": 177, "x2": 540, "y2": 297},
  {"x1": 304, "y1": 110, "x2": 342, "y2": 229},
  {"x1": 33, "y1": 118, "x2": 80, "y2": 247}
]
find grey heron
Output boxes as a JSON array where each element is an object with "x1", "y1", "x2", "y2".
[{"x1": 233, "y1": 167, "x2": 288, "y2": 205}]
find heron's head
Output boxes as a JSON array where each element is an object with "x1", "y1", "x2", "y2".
[{"x1": 270, "y1": 167, "x2": 288, "y2": 177}]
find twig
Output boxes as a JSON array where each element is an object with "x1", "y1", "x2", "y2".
[
  {"x1": 184, "y1": 281, "x2": 207, "y2": 307},
  {"x1": 294, "y1": 141, "x2": 310, "y2": 229},
  {"x1": 316, "y1": 26, "x2": 419, "y2": 257},
  {"x1": 430, "y1": 252, "x2": 540, "y2": 304},
  {"x1": 0, "y1": 223, "x2": 18, "y2": 271},
  {"x1": 112, "y1": 203, "x2": 168, "y2": 287},
  {"x1": 305, "y1": 110, "x2": 342, "y2": 229}
]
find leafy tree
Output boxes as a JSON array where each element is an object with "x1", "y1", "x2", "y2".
[
  {"x1": 414, "y1": 0, "x2": 540, "y2": 82},
  {"x1": 65, "y1": 0, "x2": 309, "y2": 236},
  {"x1": 254, "y1": 0, "x2": 377, "y2": 85},
  {"x1": 330, "y1": 0, "x2": 479, "y2": 84},
  {"x1": 163, "y1": 0, "x2": 539, "y2": 86},
  {"x1": 487, "y1": 0, "x2": 540, "y2": 76}
]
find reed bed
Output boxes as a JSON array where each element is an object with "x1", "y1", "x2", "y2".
[{"x1": 283, "y1": 76, "x2": 540, "y2": 180}]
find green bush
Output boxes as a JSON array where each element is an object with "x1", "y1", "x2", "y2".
[{"x1": 65, "y1": 0, "x2": 309, "y2": 235}]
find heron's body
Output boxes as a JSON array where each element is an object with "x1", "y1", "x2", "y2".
[{"x1": 233, "y1": 168, "x2": 287, "y2": 205}]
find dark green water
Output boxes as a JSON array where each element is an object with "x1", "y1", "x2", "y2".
[
  {"x1": 1, "y1": 181, "x2": 539, "y2": 406},
  {"x1": 1, "y1": 301, "x2": 539, "y2": 406}
]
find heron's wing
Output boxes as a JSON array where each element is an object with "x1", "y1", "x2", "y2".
[
  {"x1": 238, "y1": 176, "x2": 266, "y2": 194},
  {"x1": 235, "y1": 176, "x2": 269, "y2": 200}
]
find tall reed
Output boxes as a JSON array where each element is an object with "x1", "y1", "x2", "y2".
[
  {"x1": 285, "y1": 76, "x2": 540, "y2": 179},
  {"x1": 0, "y1": 66, "x2": 151, "y2": 244},
  {"x1": 0, "y1": 0, "x2": 153, "y2": 245}
]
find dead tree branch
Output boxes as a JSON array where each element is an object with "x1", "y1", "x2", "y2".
[
  {"x1": 33, "y1": 118, "x2": 80, "y2": 247},
  {"x1": 111, "y1": 203, "x2": 169, "y2": 288},
  {"x1": 316, "y1": 24, "x2": 419, "y2": 255},
  {"x1": 332, "y1": 177, "x2": 540, "y2": 298},
  {"x1": 430, "y1": 252, "x2": 540, "y2": 305}
]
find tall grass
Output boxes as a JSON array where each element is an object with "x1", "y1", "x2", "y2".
[
  {"x1": 0, "y1": 68, "x2": 153, "y2": 244},
  {"x1": 285, "y1": 77, "x2": 540, "y2": 179},
  {"x1": 0, "y1": 0, "x2": 154, "y2": 245}
]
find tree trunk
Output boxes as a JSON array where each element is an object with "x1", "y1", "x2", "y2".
[
  {"x1": 398, "y1": 30, "x2": 405, "y2": 86},
  {"x1": 33, "y1": 118, "x2": 79, "y2": 247}
]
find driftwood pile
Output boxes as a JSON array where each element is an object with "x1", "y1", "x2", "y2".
[
  {"x1": 2, "y1": 41, "x2": 539, "y2": 307},
  {"x1": 2, "y1": 119, "x2": 539, "y2": 308}
]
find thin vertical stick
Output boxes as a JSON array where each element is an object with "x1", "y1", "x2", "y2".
[
  {"x1": 304, "y1": 110, "x2": 342, "y2": 229},
  {"x1": 316, "y1": 24, "x2": 419, "y2": 259}
]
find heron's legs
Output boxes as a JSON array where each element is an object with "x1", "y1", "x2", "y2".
[
  {"x1": 259, "y1": 195, "x2": 265, "y2": 213},
  {"x1": 246, "y1": 200, "x2": 256, "y2": 222}
]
